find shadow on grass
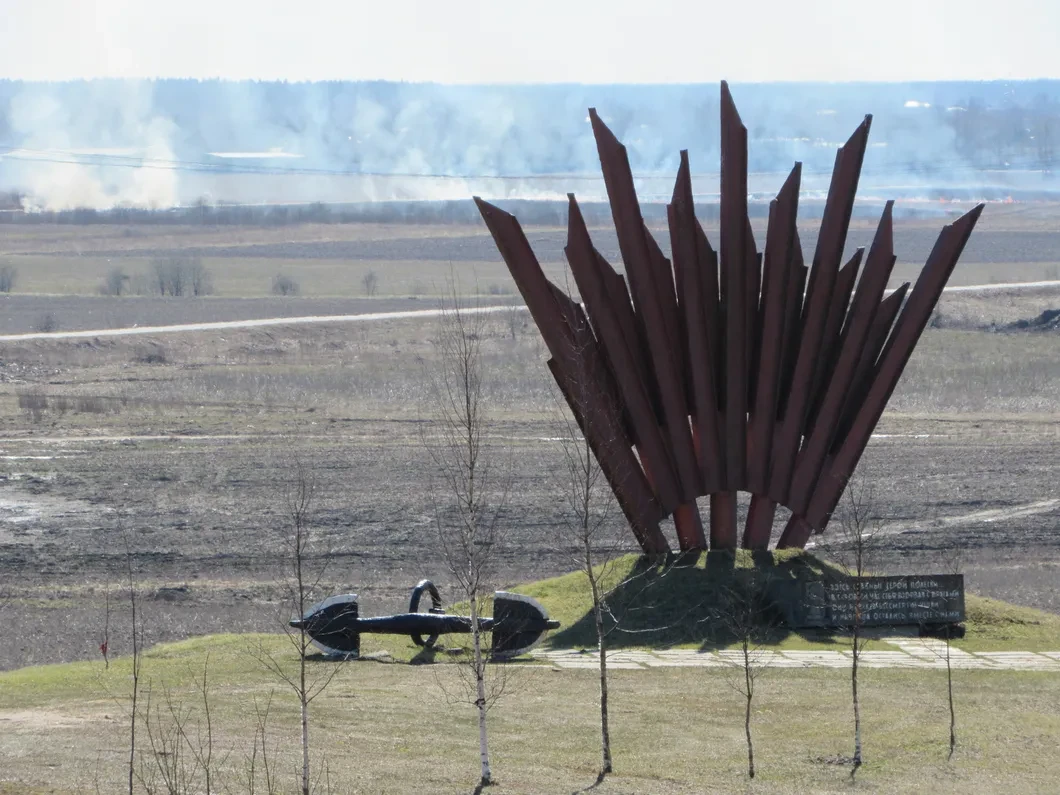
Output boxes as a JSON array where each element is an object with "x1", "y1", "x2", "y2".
[
  {"x1": 570, "y1": 770, "x2": 607, "y2": 793},
  {"x1": 547, "y1": 550, "x2": 852, "y2": 651}
]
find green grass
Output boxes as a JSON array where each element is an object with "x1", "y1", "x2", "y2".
[
  {"x1": 516, "y1": 551, "x2": 1060, "y2": 653},
  {"x1": 960, "y1": 594, "x2": 1060, "y2": 650},
  {"x1": 1, "y1": 563, "x2": 1059, "y2": 793},
  {"x1": 1, "y1": 632, "x2": 1059, "y2": 794}
]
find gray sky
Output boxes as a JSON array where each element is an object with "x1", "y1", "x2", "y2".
[{"x1": 0, "y1": 0, "x2": 1057, "y2": 83}]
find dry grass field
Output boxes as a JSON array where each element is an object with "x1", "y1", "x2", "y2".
[
  {"x1": 2, "y1": 635, "x2": 1060, "y2": 794},
  {"x1": 0, "y1": 203, "x2": 1057, "y2": 791}
]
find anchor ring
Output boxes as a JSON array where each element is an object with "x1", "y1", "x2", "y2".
[{"x1": 408, "y1": 579, "x2": 444, "y2": 647}]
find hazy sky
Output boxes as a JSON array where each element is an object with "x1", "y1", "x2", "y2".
[{"x1": 1, "y1": 0, "x2": 1057, "y2": 83}]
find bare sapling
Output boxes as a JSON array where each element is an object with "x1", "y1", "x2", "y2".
[
  {"x1": 548, "y1": 304, "x2": 631, "y2": 780},
  {"x1": 138, "y1": 681, "x2": 189, "y2": 794},
  {"x1": 422, "y1": 282, "x2": 511, "y2": 789},
  {"x1": 711, "y1": 574, "x2": 777, "y2": 780},
  {"x1": 187, "y1": 654, "x2": 220, "y2": 794},
  {"x1": 828, "y1": 475, "x2": 884, "y2": 780},
  {"x1": 936, "y1": 542, "x2": 964, "y2": 760},
  {"x1": 134, "y1": 655, "x2": 221, "y2": 795},
  {"x1": 242, "y1": 691, "x2": 277, "y2": 795},
  {"x1": 99, "y1": 582, "x2": 112, "y2": 669},
  {"x1": 123, "y1": 525, "x2": 145, "y2": 795},
  {"x1": 255, "y1": 459, "x2": 343, "y2": 795}
]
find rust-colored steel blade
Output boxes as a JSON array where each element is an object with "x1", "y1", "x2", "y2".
[
  {"x1": 475, "y1": 197, "x2": 669, "y2": 553},
  {"x1": 711, "y1": 491, "x2": 738, "y2": 548},
  {"x1": 697, "y1": 224, "x2": 722, "y2": 396},
  {"x1": 565, "y1": 194, "x2": 683, "y2": 514},
  {"x1": 590, "y1": 109, "x2": 704, "y2": 544},
  {"x1": 743, "y1": 494, "x2": 777, "y2": 550},
  {"x1": 743, "y1": 164, "x2": 801, "y2": 548},
  {"x1": 475, "y1": 196, "x2": 574, "y2": 360},
  {"x1": 776, "y1": 237, "x2": 807, "y2": 420},
  {"x1": 747, "y1": 164, "x2": 801, "y2": 495},
  {"x1": 776, "y1": 512, "x2": 814, "y2": 549},
  {"x1": 789, "y1": 203, "x2": 897, "y2": 515},
  {"x1": 767, "y1": 116, "x2": 871, "y2": 507},
  {"x1": 602, "y1": 264, "x2": 653, "y2": 402},
  {"x1": 719, "y1": 80, "x2": 749, "y2": 499},
  {"x1": 801, "y1": 204, "x2": 984, "y2": 533},
  {"x1": 803, "y1": 247, "x2": 863, "y2": 440},
  {"x1": 669, "y1": 151, "x2": 724, "y2": 495},
  {"x1": 546, "y1": 356, "x2": 669, "y2": 554},
  {"x1": 643, "y1": 224, "x2": 685, "y2": 381},
  {"x1": 835, "y1": 282, "x2": 909, "y2": 446},
  {"x1": 745, "y1": 218, "x2": 762, "y2": 410},
  {"x1": 673, "y1": 502, "x2": 707, "y2": 552}
]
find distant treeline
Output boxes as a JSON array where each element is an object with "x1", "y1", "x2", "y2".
[{"x1": 0, "y1": 196, "x2": 998, "y2": 227}]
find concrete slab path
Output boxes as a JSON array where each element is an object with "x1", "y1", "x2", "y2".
[{"x1": 535, "y1": 640, "x2": 1060, "y2": 671}]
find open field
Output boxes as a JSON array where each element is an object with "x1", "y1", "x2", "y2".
[
  {"x1": 4, "y1": 556, "x2": 1060, "y2": 792},
  {"x1": 0, "y1": 313, "x2": 1058, "y2": 672},
  {"x1": 0, "y1": 208, "x2": 1058, "y2": 679},
  {"x1": 0, "y1": 208, "x2": 1057, "y2": 792},
  {"x1": 2, "y1": 204, "x2": 1059, "y2": 308}
]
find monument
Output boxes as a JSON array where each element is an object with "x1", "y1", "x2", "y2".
[{"x1": 476, "y1": 81, "x2": 982, "y2": 554}]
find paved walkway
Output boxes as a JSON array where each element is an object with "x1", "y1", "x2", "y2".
[{"x1": 535, "y1": 640, "x2": 1060, "y2": 671}]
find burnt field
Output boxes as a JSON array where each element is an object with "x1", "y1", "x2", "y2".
[{"x1": 0, "y1": 212, "x2": 1058, "y2": 672}]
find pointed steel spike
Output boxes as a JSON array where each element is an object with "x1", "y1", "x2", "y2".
[
  {"x1": 565, "y1": 193, "x2": 683, "y2": 516},
  {"x1": 776, "y1": 235, "x2": 807, "y2": 420},
  {"x1": 590, "y1": 107, "x2": 704, "y2": 548},
  {"x1": 669, "y1": 150, "x2": 724, "y2": 496},
  {"x1": 803, "y1": 204, "x2": 985, "y2": 532},
  {"x1": 803, "y1": 248, "x2": 863, "y2": 440},
  {"x1": 789, "y1": 202, "x2": 899, "y2": 514},
  {"x1": 719, "y1": 78, "x2": 750, "y2": 501},
  {"x1": 767, "y1": 116, "x2": 872, "y2": 508},
  {"x1": 477, "y1": 195, "x2": 668, "y2": 554},
  {"x1": 743, "y1": 163, "x2": 802, "y2": 548},
  {"x1": 747, "y1": 163, "x2": 801, "y2": 492}
]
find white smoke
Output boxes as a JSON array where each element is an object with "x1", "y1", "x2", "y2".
[
  {"x1": 1, "y1": 79, "x2": 1058, "y2": 211},
  {"x1": 7, "y1": 81, "x2": 178, "y2": 211}
]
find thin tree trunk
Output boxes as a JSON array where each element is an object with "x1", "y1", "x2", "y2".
[
  {"x1": 128, "y1": 662, "x2": 137, "y2": 795},
  {"x1": 297, "y1": 525, "x2": 311, "y2": 795},
  {"x1": 126, "y1": 551, "x2": 139, "y2": 795},
  {"x1": 598, "y1": 642, "x2": 612, "y2": 775},
  {"x1": 591, "y1": 575, "x2": 612, "y2": 776},
  {"x1": 744, "y1": 638, "x2": 755, "y2": 779},
  {"x1": 301, "y1": 667, "x2": 310, "y2": 795},
  {"x1": 946, "y1": 627, "x2": 956, "y2": 760},
  {"x1": 851, "y1": 625, "x2": 862, "y2": 778},
  {"x1": 470, "y1": 591, "x2": 491, "y2": 786}
]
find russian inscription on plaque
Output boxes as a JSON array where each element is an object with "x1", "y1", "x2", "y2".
[{"x1": 790, "y1": 575, "x2": 965, "y2": 629}]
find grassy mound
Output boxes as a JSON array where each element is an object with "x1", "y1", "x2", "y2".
[{"x1": 514, "y1": 551, "x2": 1060, "y2": 652}]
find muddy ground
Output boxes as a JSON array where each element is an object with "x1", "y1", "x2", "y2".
[
  {"x1": 1, "y1": 341, "x2": 1057, "y2": 672},
  {"x1": 0, "y1": 416, "x2": 1058, "y2": 671}
]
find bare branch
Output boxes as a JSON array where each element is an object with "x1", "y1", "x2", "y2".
[{"x1": 420, "y1": 276, "x2": 512, "y2": 788}]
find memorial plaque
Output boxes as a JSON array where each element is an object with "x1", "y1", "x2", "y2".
[{"x1": 786, "y1": 574, "x2": 965, "y2": 629}]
